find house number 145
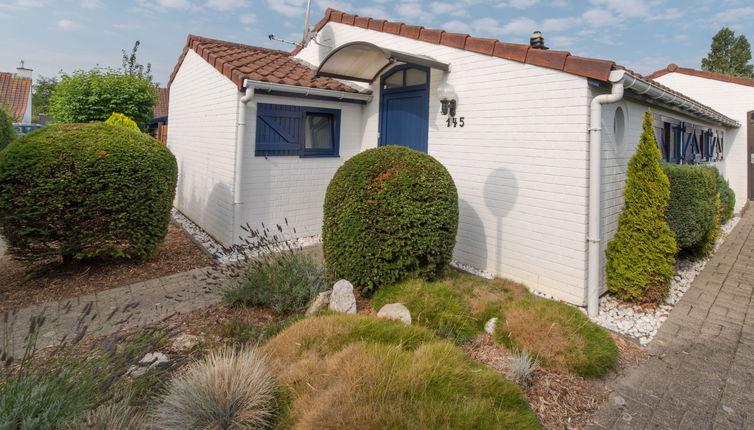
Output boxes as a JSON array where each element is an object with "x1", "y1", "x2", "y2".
[{"x1": 446, "y1": 117, "x2": 465, "y2": 128}]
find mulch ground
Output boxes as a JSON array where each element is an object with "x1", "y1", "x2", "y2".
[
  {"x1": 466, "y1": 333, "x2": 648, "y2": 430},
  {"x1": 0, "y1": 224, "x2": 213, "y2": 311}
]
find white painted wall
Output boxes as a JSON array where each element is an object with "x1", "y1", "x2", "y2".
[
  {"x1": 592, "y1": 87, "x2": 725, "y2": 290},
  {"x1": 298, "y1": 22, "x2": 592, "y2": 305},
  {"x1": 238, "y1": 94, "x2": 365, "y2": 239},
  {"x1": 167, "y1": 49, "x2": 239, "y2": 246},
  {"x1": 652, "y1": 73, "x2": 752, "y2": 212}
]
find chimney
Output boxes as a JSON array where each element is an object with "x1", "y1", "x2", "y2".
[
  {"x1": 529, "y1": 31, "x2": 548, "y2": 50},
  {"x1": 15, "y1": 60, "x2": 32, "y2": 80}
]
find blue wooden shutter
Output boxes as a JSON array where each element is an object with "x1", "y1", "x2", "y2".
[{"x1": 256, "y1": 103, "x2": 303, "y2": 156}]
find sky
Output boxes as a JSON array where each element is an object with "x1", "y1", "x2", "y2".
[{"x1": 1, "y1": 0, "x2": 753, "y2": 86}]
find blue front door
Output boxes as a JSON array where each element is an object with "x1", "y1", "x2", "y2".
[{"x1": 379, "y1": 65, "x2": 429, "y2": 153}]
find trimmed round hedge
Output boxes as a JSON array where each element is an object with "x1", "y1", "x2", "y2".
[
  {"x1": 662, "y1": 163, "x2": 718, "y2": 250},
  {"x1": 0, "y1": 123, "x2": 177, "y2": 263},
  {"x1": 323, "y1": 146, "x2": 458, "y2": 293}
]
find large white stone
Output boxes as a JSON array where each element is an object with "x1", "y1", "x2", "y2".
[
  {"x1": 484, "y1": 317, "x2": 498, "y2": 335},
  {"x1": 377, "y1": 303, "x2": 412, "y2": 325},
  {"x1": 328, "y1": 280, "x2": 356, "y2": 314}
]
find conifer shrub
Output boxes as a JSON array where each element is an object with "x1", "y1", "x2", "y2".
[
  {"x1": 714, "y1": 168, "x2": 735, "y2": 223},
  {"x1": 323, "y1": 146, "x2": 459, "y2": 293},
  {"x1": 104, "y1": 112, "x2": 140, "y2": 131},
  {"x1": 605, "y1": 110, "x2": 677, "y2": 303},
  {"x1": 662, "y1": 163, "x2": 718, "y2": 250},
  {"x1": 0, "y1": 106, "x2": 15, "y2": 152},
  {"x1": 0, "y1": 123, "x2": 177, "y2": 263}
]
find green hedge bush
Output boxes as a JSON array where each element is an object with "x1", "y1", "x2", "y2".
[
  {"x1": 714, "y1": 169, "x2": 735, "y2": 223},
  {"x1": 323, "y1": 146, "x2": 459, "y2": 293},
  {"x1": 104, "y1": 112, "x2": 140, "y2": 131},
  {"x1": 0, "y1": 106, "x2": 15, "y2": 152},
  {"x1": 606, "y1": 111, "x2": 677, "y2": 303},
  {"x1": 0, "y1": 123, "x2": 177, "y2": 263},
  {"x1": 662, "y1": 163, "x2": 718, "y2": 250}
]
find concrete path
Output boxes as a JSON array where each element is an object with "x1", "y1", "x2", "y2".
[
  {"x1": 3, "y1": 266, "x2": 218, "y2": 357},
  {"x1": 588, "y1": 208, "x2": 754, "y2": 430}
]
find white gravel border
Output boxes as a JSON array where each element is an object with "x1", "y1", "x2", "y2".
[{"x1": 590, "y1": 215, "x2": 741, "y2": 345}]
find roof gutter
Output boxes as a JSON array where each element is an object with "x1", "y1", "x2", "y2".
[
  {"x1": 610, "y1": 70, "x2": 740, "y2": 128},
  {"x1": 247, "y1": 80, "x2": 373, "y2": 103}
]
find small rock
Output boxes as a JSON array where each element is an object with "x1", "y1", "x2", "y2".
[
  {"x1": 484, "y1": 317, "x2": 498, "y2": 335},
  {"x1": 377, "y1": 303, "x2": 412, "y2": 325},
  {"x1": 306, "y1": 290, "x2": 331, "y2": 316},
  {"x1": 128, "y1": 352, "x2": 169, "y2": 377},
  {"x1": 722, "y1": 405, "x2": 734, "y2": 414},
  {"x1": 328, "y1": 280, "x2": 356, "y2": 314},
  {"x1": 172, "y1": 334, "x2": 201, "y2": 352},
  {"x1": 613, "y1": 395, "x2": 626, "y2": 406}
]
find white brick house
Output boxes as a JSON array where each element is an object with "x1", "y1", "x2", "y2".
[{"x1": 167, "y1": 9, "x2": 742, "y2": 314}]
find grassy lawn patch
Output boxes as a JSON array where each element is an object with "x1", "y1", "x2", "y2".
[
  {"x1": 495, "y1": 298, "x2": 618, "y2": 378},
  {"x1": 263, "y1": 314, "x2": 541, "y2": 430}
]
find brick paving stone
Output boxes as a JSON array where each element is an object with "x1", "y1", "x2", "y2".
[{"x1": 587, "y1": 207, "x2": 754, "y2": 430}]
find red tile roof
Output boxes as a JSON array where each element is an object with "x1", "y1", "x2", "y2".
[
  {"x1": 0, "y1": 72, "x2": 31, "y2": 122},
  {"x1": 299, "y1": 9, "x2": 736, "y2": 126},
  {"x1": 167, "y1": 35, "x2": 358, "y2": 93},
  {"x1": 646, "y1": 64, "x2": 754, "y2": 89},
  {"x1": 153, "y1": 87, "x2": 169, "y2": 118}
]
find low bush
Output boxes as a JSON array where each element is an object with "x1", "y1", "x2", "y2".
[
  {"x1": 263, "y1": 314, "x2": 541, "y2": 429},
  {"x1": 0, "y1": 123, "x2": 177, "y2": 263},
  {"x1": 104, "y1": 112, "x2": 140, "y2": 131},
  {"x1": 0, "y1": 107, "x2": 14, "y2": 152},
  {"x1": 323, "y1": 146, "x2": 459, "y2": 293},
  {"x1": 151, "y1": 347, "x2": 276, "y2": 430},
  {"x1": 606, "y1": 110, "x2": 677, "y2": 303},
  {"x1": 714, "y1": 168, "x2": 735, "y2": 223},
  {"x1": 371, "y1": 279, "x2": 477, "y2": 342},
  {"x1": 222, "y1": 252, "x2": 327, "y2": 314},
  {"x1": 662, "y1": 163, "x2": 718, "y2": 250},
  {"x1": 494, "y1": 298, "x2": 617, "y2": 378}
]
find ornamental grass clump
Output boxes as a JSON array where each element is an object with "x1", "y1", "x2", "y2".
[
  {"x1": 0, "y1": 123, "x2": 177, "y2": 263},
  {"x1": 151, "y1": 347, "x2": 276, "y2": 430},
  {"x1": 323, "y1": 146, "x2": 459, "y2": 293},
  {"x1": 605, "y1": 110, "x2": 677, "y2": 303}
]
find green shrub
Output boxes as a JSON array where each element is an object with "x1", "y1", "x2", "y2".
[
  {"x1": 495, "y1": 298, "x2": 617, "y2": 378},
  {"x1": 222, "y1": 252, "x2": 328, "y2": 314},
  {"x1": 662, "y1": 163, "x2": 718, "y2": 249},
  {"x1": 323, "y1": 146, "x2": 459, "y2": 293},
  {"x1": 371, "y1": 278, "x2": 477, "y2": 342},
  {"x1": 714, "y1": 168, "x2": 735, "y2": 223},
  {"x1": 606, "y1": 110, "x2": 677, "y2": 303},
  {"x1": 0, "y1": 107, "x2": 14, "y2": 152},
  {"x1": 104, "y1": 112, "x2": 139, "y2": 131},
  {"x1": 0, "y1": 123, "x2": 177, "y2": 263},
  {"x1": 263, "y1": 314, "x2": 541, "y2": 429}
]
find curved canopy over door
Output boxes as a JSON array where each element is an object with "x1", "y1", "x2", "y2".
[{"x1": 315, "y1": 41, "x2": 448, "y2": 83}]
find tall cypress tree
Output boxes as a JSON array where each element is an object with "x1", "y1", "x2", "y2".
[
  {"x1": 701, "y1": 27, "x2": 754, "y2": 78},
  {"x1": 605, "y1": 110, "x2": 678, "y2": 303}
]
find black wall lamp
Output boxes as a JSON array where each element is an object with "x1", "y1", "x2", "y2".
[{"x1": 437, "y1": 82, "x2": 458, "y2": 117}]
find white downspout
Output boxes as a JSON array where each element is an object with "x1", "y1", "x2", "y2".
[
  {"x1": 587, "y1": 70, "x2": 626, "y2": 318},
  {"x1": 232, "y1": 82, "x2": 255, "y2": 246}
]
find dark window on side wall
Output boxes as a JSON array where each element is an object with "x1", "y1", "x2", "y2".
[{"x1": 255, "y1": 103, "x2": 340, "y2": 157}]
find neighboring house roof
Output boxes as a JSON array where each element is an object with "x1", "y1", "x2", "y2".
[
  {"x1": 0, "y1": 71, "x2": 31, "y2": 122},
  {"x1": 646, "y1": 64, "x2": 754, "y2": 88},
  {"x1": 167, "y1": 34, "x2": 358, "y2": 93},
  {"x1": 154, "y1": 87, "x2": 169, "y2": 118},
  {"x1": 302, "y1": 9, "x2": 735, "y2": 126}
]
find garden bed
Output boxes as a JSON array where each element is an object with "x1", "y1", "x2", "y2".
[{"x1": 0, "y1": 224, "x2": 212, "y2": 311}]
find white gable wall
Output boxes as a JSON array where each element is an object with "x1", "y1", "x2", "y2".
[
  {"x1": 298, "y1": 22, "x2": 592, "y2": 305},
  {"x1": 168, "y1": 49, "x2": 239, "y2": 246},
  {"x1": 652, "y1": 72, "x2": 751, "y2": 212},
  {"x1": 239, "y1": 94, "x2": 365, "y2": 239}
]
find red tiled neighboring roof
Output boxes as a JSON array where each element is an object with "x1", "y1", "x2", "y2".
[
  {"x1": 646, "y1": 64, "x2": 754, "y2": 89},
  {"x1": 0, "y1": 72, "x2": 31, "y2": 122},
  {"x1": 167, "y1": 34, "x2": 357, "y2": 93},
  {"x1": 295, "y1": 8, "x2": 617, "y2": 81},
  {"x1": 153, "y1": 87, "x2": 169, "y2": 118}
]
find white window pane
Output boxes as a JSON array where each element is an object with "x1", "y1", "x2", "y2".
[
  {"x1": 305, "y1": 114, "x2": 333, "y2": 149},
  {"x1": 405, "y1": 68, "x2": 426, "y2": 86},
  {"x1": 384, "y1": 70, "x2": 404, "y2": 89}
]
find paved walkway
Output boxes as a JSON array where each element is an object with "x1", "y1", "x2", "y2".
[
  {"x1": 4, "y1": 267, "x2": 219, "y2": 357},
  {"x1": 589, "y1": 208, "x2": 754, "y2": 430}
]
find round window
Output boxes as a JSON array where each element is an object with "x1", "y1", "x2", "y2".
[{"x1": 613, "y1": 106, "x2": 625, "y2": 148}]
